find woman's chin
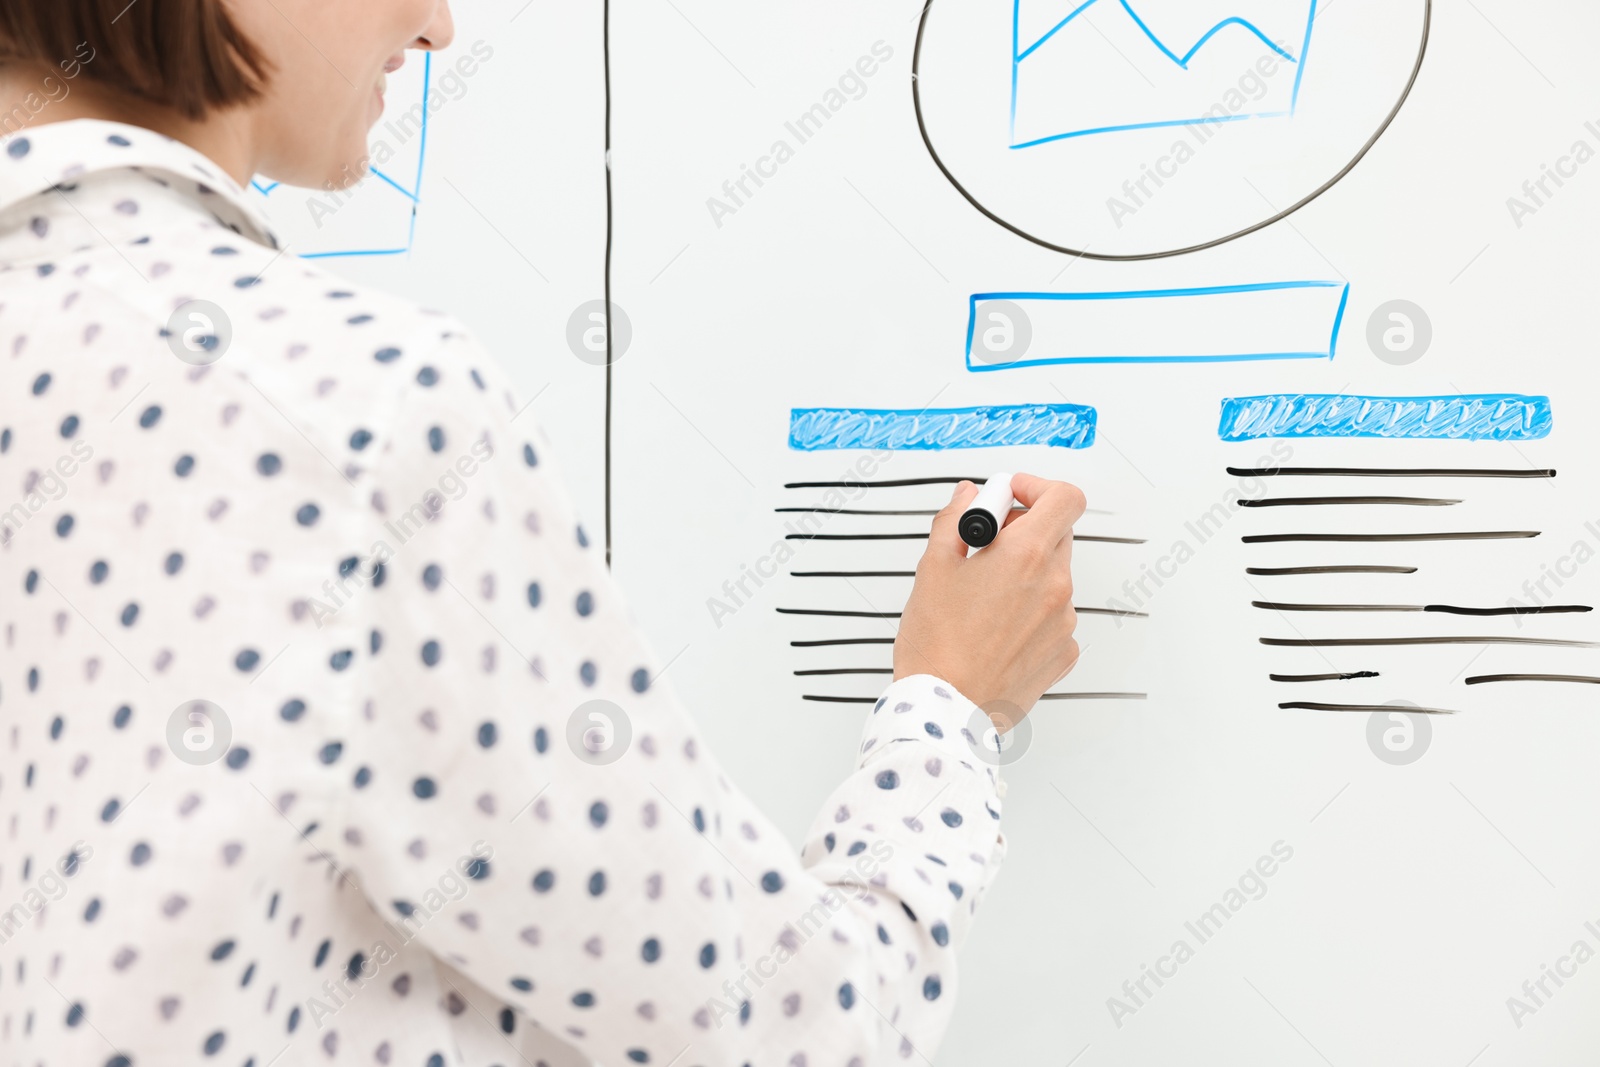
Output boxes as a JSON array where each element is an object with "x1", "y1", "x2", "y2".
[{"x1": 333, "y1": 155, "x2": 372, "y2": 190}]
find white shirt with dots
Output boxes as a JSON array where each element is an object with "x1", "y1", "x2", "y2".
[{"x1": 0, "y1": 119, "x2": 1006, "y2": 1067}]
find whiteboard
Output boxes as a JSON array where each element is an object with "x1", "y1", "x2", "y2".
[{"x1": 291, "y1": 0, "x2": 1600, "y2": 1061}]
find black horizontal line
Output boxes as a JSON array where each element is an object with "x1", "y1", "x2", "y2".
[
  {"x1": 786, "y1": 532, "x2": 1146, "y2": 544},
  {"x1": 1251, "y1": 602, "x2": 1591, "y2": 616},
  {"x1": 1256, "y1": 602, "x2": 1420, "y2": 612},
  {"x1": 1239, "y1": 496, "x2": 1460, "y2": 507},
  {"x1": 1243, "y1": 531, "x2": 1538, "y2": 543},
  {"x1": 778, "y1": 506, "x2": 1115, "y2": 517},
  {"x1": 778, "y1": 505, "x2": 1066, "y2": 517},
  {"x1": 793, "y1": 664, "x2": 1148, "y2": 681},
  {"x1": 791, "y1": 638, "x2": 895, "y2": 647},
  {"x1": 1280, "y1": 701, "x2": 1458, "y2": 714},
  {"x1": 1465, "y1": 674, "x2": 1600, "y2": 686},
  {"x1": 1227, "y1": 467, "x2": 1556, "y2": 479},
  {"x1": 776, "y1": 507, "x2": 940, "y2": 516},
  {"x1": 802, "y1": 692, "x2": 1148, "y2": 702},
  {"x1": 792, "y1": 571, "x2": 916, "y2": 578},
  {"x1": 778, "y1": 605, "x2": 1145, "y2": 619},
  {"x1": 778, "y1": 498, "x2": 1112, "y2": 517},
  {"x1": 778, "y1": 608, "x2": 898, "y2": 618},
  {"x1": 1261, "y1": 636, "x2": 1599, "y2": 648},
  {"x1": 784, "y1": 477, "x2": 985, "y2": 489},
  {"x1": 1271, "y1": 672, "x2": 1381, "y2": 682},
  {"x1": 1430, "y1": 604, "x2": 1586, "y2": 616},
  {"x1": 1247, "y1": 565, "x2": 1418, "y2": 576},
  {"x1": 788, "y1": 533, "x2": 928, "y2": 541}
]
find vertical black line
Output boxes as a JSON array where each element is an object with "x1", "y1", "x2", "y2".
[{"x1": 602, "y1": 0, "x2": 614, "y2": 568}]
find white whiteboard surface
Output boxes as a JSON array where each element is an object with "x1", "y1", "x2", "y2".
[{"x1": 288, "y1": 0, "x2": 1600, "y2": 1061}]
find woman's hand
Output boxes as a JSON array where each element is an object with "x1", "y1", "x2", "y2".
[{"x1": 893, "y1": 474, "x2": 1086, "y2": 725}]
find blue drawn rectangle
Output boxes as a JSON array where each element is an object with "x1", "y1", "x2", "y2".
[
  {"x1": 1011, "y1": 0, "x2": 1319, "y2": 149},
  {"x1": 789, "y1": 404, "x2": 1097, "y2": 451},
  {"x1": 1218, "y1": 394, "x2": 1554, "y2": 442},
  {"x1": 966, "y1": 281, "x2": 1349, "y2": 371}
]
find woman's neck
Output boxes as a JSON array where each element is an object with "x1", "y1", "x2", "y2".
[{"x1": 0, "y1": 59, "x2": 259, "y2": 185}]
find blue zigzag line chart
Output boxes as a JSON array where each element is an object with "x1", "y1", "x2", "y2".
[
  {"x1": 1009, "y1": 0, "x2": 1317, "y2": 148},
  {"x1": 249, "y1": 52, "x2": 433, "y2": 259}
]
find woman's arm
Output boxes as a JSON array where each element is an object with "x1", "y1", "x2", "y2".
[{"x1": 333, "y1": 330, "x2": 1080, "y2": 1064}]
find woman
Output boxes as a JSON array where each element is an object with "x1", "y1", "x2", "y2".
[{"x1": 0, "y1": 2, "x2": 1084, "y2": 1064}]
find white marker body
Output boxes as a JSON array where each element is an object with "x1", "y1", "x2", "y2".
[{"x1": 960, "y1": 472, "x2": 1016, "y2": 550}]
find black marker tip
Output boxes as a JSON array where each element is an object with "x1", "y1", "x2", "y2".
[{"x1": 959, "y1": 508, "x2": 998, "y2": 548}]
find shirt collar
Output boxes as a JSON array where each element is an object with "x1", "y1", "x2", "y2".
[{"x1": 0, "y1": 118, "x2": 280, "y2": 249}]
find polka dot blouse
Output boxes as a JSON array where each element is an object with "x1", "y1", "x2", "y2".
[{"x1": 0, "y1": 120, "x2": 1005, "y2": 1067}]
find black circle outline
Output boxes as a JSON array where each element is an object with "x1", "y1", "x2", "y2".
[{"x1": 911, "y1": 0, "x2": 1432, "y2": 260}]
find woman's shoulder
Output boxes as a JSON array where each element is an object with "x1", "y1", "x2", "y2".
[
  {"x1": 163, "y1": 227, "x2": 474, "y2": 365},
  {"x1": 157, "y1": 229, "x2": 511, "y2": 432},
  {"x1": 108, "y1": 223, "x2": 528, "y2": 493}
]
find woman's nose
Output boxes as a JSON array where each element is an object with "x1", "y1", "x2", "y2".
[{"x1": 415, "y1": 1, "x2": 456, "y2": 51}]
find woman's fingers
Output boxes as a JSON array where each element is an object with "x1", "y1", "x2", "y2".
[{"x1": 1005, "y1": 473, "x2": 1086, "y2": 548}]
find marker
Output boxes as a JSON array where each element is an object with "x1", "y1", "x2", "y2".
[{"x1": 960, "y1": 472, "x2": 1015, "y2": 549}]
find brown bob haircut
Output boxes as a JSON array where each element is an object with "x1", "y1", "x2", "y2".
[{"x1": 0, "y1": 0, "x2": 269, "y2": 119}]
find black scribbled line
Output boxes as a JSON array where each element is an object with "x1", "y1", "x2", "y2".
[
  {"x1": 1430, "y1": 604, "x2": 1587, "y2": 616},
  {"x1": 1251, "y1": 602, "x2": 1591, "y2": 616},
  {"x1": 1271, "y1": 672, "x2": 1381, "y2": 682},
  {"x1": 1256, "y1": 602, "x2": 1416, "y2": 613},
  {"x1": 776, "y1": 507, "x2": 941, "y2": 516},
  {"x1": 778, "y1": 606, "x2": 1144, "y2": 618},
  {"x1": 792, "y1": 669, "x2": 1148, "y2": 686},
  {"x1": 792, "y1": 571, "x2": 917, "y2": 578},
  {"x1": 1239, "y1": 496, "x2": 1461, "y2": 507},
  {"x1": 785, "y1": 477, "x2": 985, "y2": 489},
  {"x1": 787, "y1": 533, "x2": 1146, "y2": 544},
  {"x1": 778, "y1": 505, "x2": 1043, "y2": 517},
  {"x1": 1280, "y1": 701, "x2": 1458, "y2": 714},
  {"x1": 778, "y1": 506, "x2": 1056, "y2": 516},
  {"x1": 803, "y1": 691, "x2": 1148, "y2": 704},
  {"x1": 780, "y1": 502, "x2": 1115, "y2": 517},
  {"x1": 778, "y1": 608, "x2": 899, "y2": 618},
  {"x1": 1227, "y1": 466, "x2": 1556, "y2": 479},
  {"x1": 1248, "y1": 565, "x2": 1418, "y2": 576},
  {"x1": 1261, "y1": 636, "x2": 1599, "y2": 648},
  {"x1": 791, "y1": 638, "x2": 895, "y2": 647},
  {"x1": 787, "y1": 533, "x2": 928, "y2": 541},
  {"x1": 1243, "y1": 531, "x2": 1538, "y2": 543},
  {"x1": 1465, "y1": 674, "x2": 1600, "y2": 686}
]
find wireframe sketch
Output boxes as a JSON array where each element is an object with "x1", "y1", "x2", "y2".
[
  {"x1": 1010, "y1": 0, "x2": 1318, "y2": 148},
  {"x1": 914, "y1": 0, "x2": 1429, "y2": 257}
]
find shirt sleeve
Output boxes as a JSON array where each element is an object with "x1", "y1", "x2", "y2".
[{"x1": 336, "y1": 328, "x2": 1007, "y2": 1065}]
